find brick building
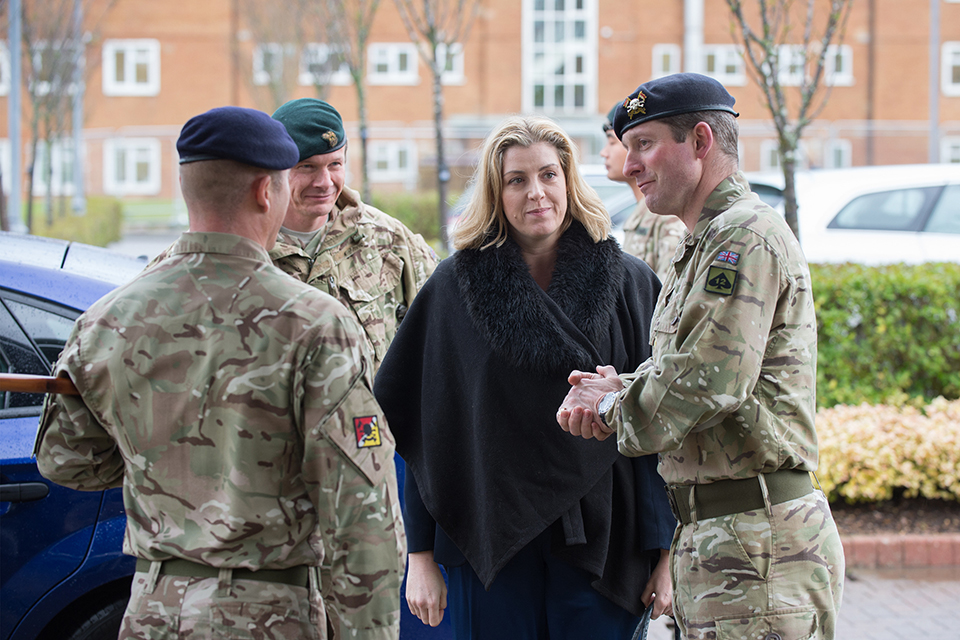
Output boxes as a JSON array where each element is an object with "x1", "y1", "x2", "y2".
[{"x1": 2, "y1": 0, "x2": 960, "y2": 206}]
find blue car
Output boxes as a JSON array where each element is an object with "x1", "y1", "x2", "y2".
[{"x1": 0, "y1": 232, "x2": 450, "y2": 640}]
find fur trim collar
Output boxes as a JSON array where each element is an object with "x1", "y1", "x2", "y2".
[{"x1": 454, "y1": 222, "x2": 624, "y2": 374}]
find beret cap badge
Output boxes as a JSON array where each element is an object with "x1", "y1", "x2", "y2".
[
  {"x1": 623, "y1": 92, "x2": 646, "y2": 119},
  {"x1": 322, "y1": 131, "x2": 339, "y2": 147}
]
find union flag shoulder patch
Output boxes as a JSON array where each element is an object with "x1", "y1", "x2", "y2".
[
  {"x1": 704, "y1": 265, "x2": 738, "y2": 296},
  {"x1": 715, "y1": 250, "x2": 740, "y2": 265},
  {"x1": 354, "y1": 416, "x2": 382, "y2": 448}
]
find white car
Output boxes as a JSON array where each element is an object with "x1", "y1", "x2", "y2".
[{"x1": 746, "y1": 164, "x2": 960, "y2": 265}]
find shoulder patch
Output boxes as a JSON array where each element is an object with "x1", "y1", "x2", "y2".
[
  {"x1": 715, "y1": 250, "x2": 740, "y2": 265},
  {"x1": 704, "y1": 265, "x2": 738, "y2": 296},
  {"x1": 354, "y1": 416, "x2": 382, "y2": 448}
]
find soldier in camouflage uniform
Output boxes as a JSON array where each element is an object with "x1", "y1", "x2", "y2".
[
  {"x1": 601, "y1": 102, "x2": 686, "y2": 281},
  {"x1": 34, "y1": 107, "x2": 406, "y2": 640},
  {"x1": 558, "y1": 74, "x2": 844, "y2": 639},
  {"x1": 269, "y1": 98, "x2": 438, "y2": 369}
]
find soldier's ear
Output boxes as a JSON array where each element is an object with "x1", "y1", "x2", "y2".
[
  {"x1": 252, "y1": 175, "x2": 272, "y2": 213},
  {"x1": 692, "y1": 122, "x2": 714, "y2": 160}
]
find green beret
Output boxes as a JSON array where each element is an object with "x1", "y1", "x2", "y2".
[
  {"x1": 271, "y1": 98, "x2": 347, "y2": 162},
  {"x1": 614, "y1": 73, "x2": 739, "y2": 140}
]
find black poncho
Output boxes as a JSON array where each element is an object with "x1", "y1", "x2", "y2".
[{"x1": 374, "y1": 222, "x2": 675, "y2": 616}]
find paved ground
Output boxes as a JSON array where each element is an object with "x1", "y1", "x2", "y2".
[{"x1": 647, "y1": 565, "x2": 960, "y2": 639}]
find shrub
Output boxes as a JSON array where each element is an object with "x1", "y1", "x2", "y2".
[
  {"x1": 811, "y1": 262, "x2": 960, "y2": 407},
  {"x1": 816, "y1": 398, "x2": 960, "y2": 503},
  {"x1": 30, "y1": 196, "x2": 124, "y2": 247}
]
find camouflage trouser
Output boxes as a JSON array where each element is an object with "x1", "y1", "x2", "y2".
[
  {"x1": 671, "y1": 490, "x2": 844, "y2": 640},
  {"x1": 119, "y1": 566, "x2": 325, "y2": 639}
]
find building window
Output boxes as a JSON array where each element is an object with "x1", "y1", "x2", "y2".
[
  {"x1": 651, "y1": 43, "x2": 681, "y2": 79},
  {"x1": 299, "y1": 43, "x2": 351, "y2": 86},
  {"x1": 103, "y1": 138, "x2": 161, "y2": 196},
  {"x1": 823, "y1": 138, "x2": 852, "y2": 168},
  {"x1": 940, "y1": 137, "x2": 960, "y2": 163},
  {"x1": 439, "y1": 43, "x2": 465, "y2": 85},
  {"x1": 368, "y1": 43, "x2": 419, "y2": 85},
  {"x1": 942, "y1": 42, "x2": 960, "y2": 97},
  {"x1": 824, "y1": 44, "x2": 853, "y2": 86},
  {"x1": 369, "y1": 141, "x2": 417, "y2": 186},
  {"x1": 702, "y1": 45, "x2": 746, "y2": 86},
  {"x1": 523, "y1": 0, "x2": 597, "y2": 114},
  {"x1": 775, "y1": 44, "x2": 806, "y2": 86},
  {"x1": 760, "y1": 139, "x2": 809, "y2": 172},
  {"x1": 102, "y1": 39, "x2": 160, "y2": 97},
  {"x1": 32, "y1": 139, "x2": 76, "y2": 196},
  {"x1": 0, "y1": 41, "x2": 11, "y2": 96},
  {"x1": 253, "y1": 43, "x2": 284, "y2": 86}
]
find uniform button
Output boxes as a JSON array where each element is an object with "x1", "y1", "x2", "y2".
[{"x1": 329, "y1": 277, "x2": 336, "y2": 289}]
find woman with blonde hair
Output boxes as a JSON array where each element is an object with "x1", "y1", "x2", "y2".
[{"x1": 375, "y1": 115, "x2": 674, "y2": 639}]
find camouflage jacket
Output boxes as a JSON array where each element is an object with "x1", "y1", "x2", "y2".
[
  {"x1": 35, "y1": 232, "x2": 406, "y2": 639},
  {"x1": 269, "y1": 187, "x2": 438, "y2": 369},
  {"x1": 620, "y1": 198, "x2": 686, "y2": 283},
  {"x1": 609, "y1": 172, "x2": 820, "y2": 486}
]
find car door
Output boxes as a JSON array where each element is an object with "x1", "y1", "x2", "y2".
[
  {"x1": 0, "y1": 290, "x2": 103, "y2": 640},
  {"x1": 918, "y1": 183, "x2": 960, "y2": 262}
]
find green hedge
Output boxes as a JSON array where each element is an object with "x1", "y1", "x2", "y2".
[
  {"x1": 811, "y1": 262, "x2": 960, "y2": 408},
  {"x1": 30, "y1": 196, "x2": 124, "y2": 247},
  {"x1": 371, "y1": 190, "x2": 461, "y2": 257}
]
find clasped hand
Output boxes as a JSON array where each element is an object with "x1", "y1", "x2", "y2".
[{"x1": 556, "y1": 365, "x2": 623, "y2": 441}]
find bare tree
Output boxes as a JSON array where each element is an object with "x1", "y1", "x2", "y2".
[
  {"x1": 239, "y1": 0, "x2": 338, "y2": 113},
  {"x1": 725, "y1": 0, "x2": 853, "y2": 240},
  {"x1": 393, "y1": 0, "x2": 479, "y2": 248},
  {"x1": 323, "y1": 0, "x2": 382, "y2": 203},
  {"x1": 18, "y1": 0, "x2": 113, "y2": 232}
]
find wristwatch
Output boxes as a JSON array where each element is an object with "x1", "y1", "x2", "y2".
[{"x1": 596, "y1": 391, "x2": 619, "y2": 427}]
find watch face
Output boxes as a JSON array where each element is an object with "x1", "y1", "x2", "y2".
[{"x1": 599, "y1": 392, "x2": 617, "y2": 416}]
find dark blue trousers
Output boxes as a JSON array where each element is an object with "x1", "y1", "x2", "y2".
[{"x1": 445, "y1": 530, "x2": 639, "y2": 640}]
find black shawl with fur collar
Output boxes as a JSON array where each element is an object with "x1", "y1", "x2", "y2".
[{"x1": 375, "y1": 222, "x2": 675, "y2": 615}]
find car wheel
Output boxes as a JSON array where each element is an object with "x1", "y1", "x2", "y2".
[{"x1": 62, "y1": 595, "x2": 128, "y2": 640}]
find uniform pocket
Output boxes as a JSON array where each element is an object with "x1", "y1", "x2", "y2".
[{"x1": 714, "y1": 607, "x2": 819, "y2": 640}]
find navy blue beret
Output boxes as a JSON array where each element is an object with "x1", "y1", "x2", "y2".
[
  {"x1": 177, "y1": 106, "x2": 300, "y2": 170},
  {"x1": 614, "y1": 73, "x2": 739, "y2": 140},
  {"x1": 272, "y1": 98, "x2": 347, "y2": 162}
]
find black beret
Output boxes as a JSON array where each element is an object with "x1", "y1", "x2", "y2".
[
  {"x1": 614, "y1": 73, "x2": 739, "y2": 140},
  {"x1": 272, "y1": 98, "x2": 347, "y2": 162},
  {"x1": 177, "y1": 106, "x2": 300, "y2": 170}
]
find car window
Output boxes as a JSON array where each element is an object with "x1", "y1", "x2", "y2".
[
  {"x1": 0, "y1": 293, "x2": 79, "y2": 413},
  {"x1": 828, "y1": 187, "x2": 940, "y2": 232},
  {"x1": 924, "y1": 185, "x2": 960, "y2": 235},
  {"x1": 750, "y1": 184, "x2": 785, "y2": 209}
]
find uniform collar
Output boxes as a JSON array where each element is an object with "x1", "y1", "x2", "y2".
[{"x1": 170, "y1": 232, "x2": 271, "y2": 262}]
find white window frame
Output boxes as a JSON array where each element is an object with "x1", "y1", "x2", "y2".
[
  {"x1": 0, "y1": 41, "x2": 11, "y2": 96},
  {"x1": 0, "y1": 139, "x2": 10, "y2": 195},
  {"x1": 368, "y1": 43, "x2": 419, "y2": 86},
  {"x1": 299, "y1": 43, "x2": 352, "y2": 86},
  {"x1": 760, "y1": 139, "x2": 810, "y2": 172},
  {"x1": 651, "y1": 43, "x2": 681, "y2": 80},
  {"x1": 253, "y1": 42, "x2": 288, "y2": 86},
  {"x1": 776, "y1": 44, "x2": 806, "y2": 86},
  {"x1": 369, "y1": 141, "x2": 418, "y2": 187},
  {"x1": 32, "y1": 139, "x2": 76, "y2": 196},
  {"x1": 824, "y1": 44, "x2": 853, "y2": 87},
  {"x1": 940, "y1": 137, "x2": 960, "y2": 163},
  {"x1": 522, "y1": 0, "x2": 598, "y2": 115},
  {"x1": 103, "y1": 138, "x2": 161, "y2": 196},
  {"x1": 102, "y1": 39, "x2": 160, "y2": 97},
  {"x1": 823, "y1": 138, "x2": 852, "y2": 169},
  {"x1": 701, "y1": 44, "x2": 746, "y2": 86},
  {"x1": 942, "y1": 42, "x2": 960, "y2": 97},
  {"x1": 438, "y1": 43, "x2": 465, "y2": 85}
]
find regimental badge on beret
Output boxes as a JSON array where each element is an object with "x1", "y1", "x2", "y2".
[
  {"x1": 623, "y1": 91, "x2": 647, "y2": 119},
  {"x1": 322, "y1": 131, "x2": 338, "y2": 148}
]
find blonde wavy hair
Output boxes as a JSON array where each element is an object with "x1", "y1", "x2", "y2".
[{"x1": 452, "y1": 115, "x2": 611, "y2": 251}]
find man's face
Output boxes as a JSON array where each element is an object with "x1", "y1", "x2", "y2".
[
  {"x1": 265, "y1": 170, "x2": 291, "y2": 250},
  {"x1": 286, "y1": 147, "x2": 347, "y2": 227},
  {"x1": 600, "y1": 129, "x2": 629, "y2": 183},
  {"x1": 621, "y1": 121, "x2": 699, "y2": 217}
]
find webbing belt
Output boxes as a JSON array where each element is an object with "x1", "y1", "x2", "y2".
[
  {"x1": 666, "y1": 469, "x2": 814, "y2": 525},
  {"x1": 135, "y1": 558, "x2": 310, "y2": 587}
]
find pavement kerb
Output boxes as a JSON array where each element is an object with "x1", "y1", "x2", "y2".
[{"x1": 841, "y1": 533, "x2": 960, "y2": 568}]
